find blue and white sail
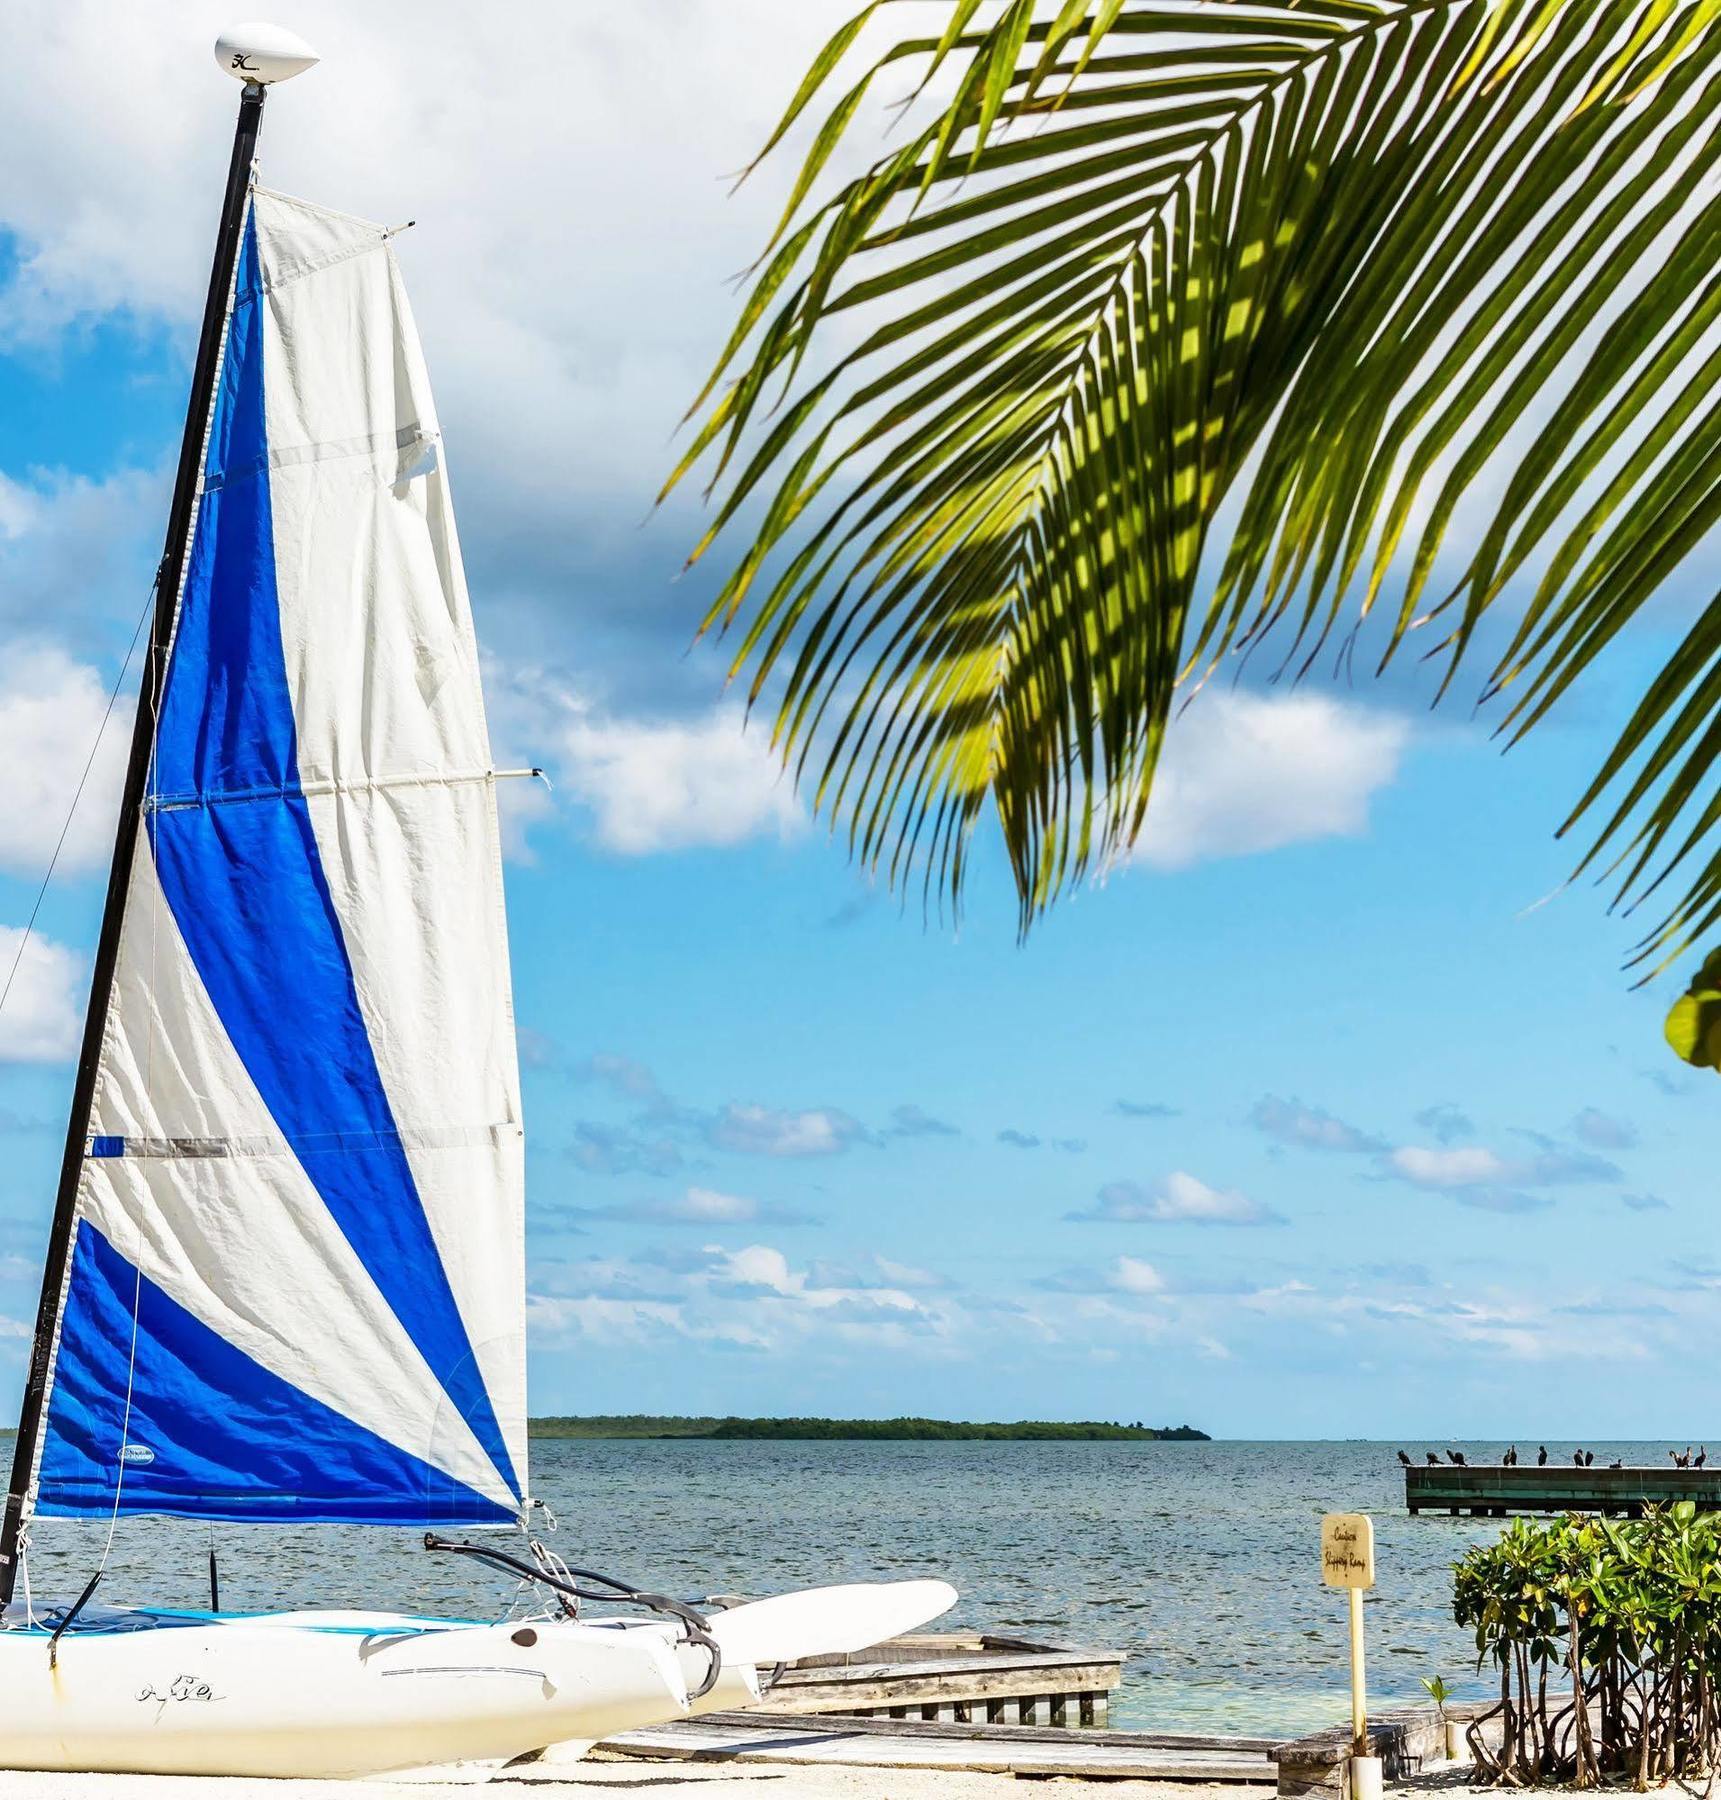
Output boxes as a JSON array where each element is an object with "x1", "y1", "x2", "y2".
[{"x1": 26, "y1": 189, "x2": 527, "y2": 1527}]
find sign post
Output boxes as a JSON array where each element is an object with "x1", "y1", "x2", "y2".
[{"x1": 1322, "y1": 1513, "x2": 1378, "y2": 1800}]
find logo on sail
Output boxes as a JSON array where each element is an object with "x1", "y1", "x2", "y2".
[{"x1": 118, "y1": 1443, "x2": 156, "y2": 1467}]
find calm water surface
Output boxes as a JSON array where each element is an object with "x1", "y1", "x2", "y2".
[{"x1": 19, "y1": 1438, "x2": 1658, "y2": 1737}]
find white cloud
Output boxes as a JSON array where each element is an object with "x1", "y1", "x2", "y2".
[
  {"x1": 1112, "y1": 1256, "x2": 1166, "y2": 1296},
  {"x1": 1251, "y1": 1095, "x2": 1384, "y2": 1154},
  {"x1": 1069, "y1": 1170, "x2": 1282, "y2": 1227},
  {"x1": 0, "y1": 643, "x2": 130, "y2": 878},
  {"x1": 486, "y1": 663, "x2": 802, "y2": 857},
  {"x1": 0, "y1": 3, "x2": 866, "y2": 507},
  {"x1": 1385, "y1": 1141, "x2": 1621, "y2": 1192},
  {"x1": 1132, "y1": 691, "x2": 1410, "y2": 870},
  {"x1": 1388, "y1": 1145, "x2": 1508, "y2": 1188},
  {"x1": 706, "y1": 1103, "x2": 870, "y2": 1157},
  {"x1": 1573, "y1": 1106, "x2": 1638, "y2": 1150},
  {"x1": 674, "y1": 1186, "x2": 760, "y2": 1223},
  {"x1": 0, "y1": 927, "x2": 84, "y2": 1062},
  {"x1": 559, "y1": 706, "x2": 802, "y2": 855}
]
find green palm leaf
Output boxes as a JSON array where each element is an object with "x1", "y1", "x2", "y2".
[{"x1": 672, "y1": 0, "x2": 1721, "y2": 1007}]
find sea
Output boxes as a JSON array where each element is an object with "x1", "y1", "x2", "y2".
[{"x1": 14, "y1": 1437, "x2": 1669, "y2": 1739}]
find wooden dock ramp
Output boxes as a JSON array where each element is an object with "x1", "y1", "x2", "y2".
[{"x1": 593, "y1": 1710, "x2": 1277, "y2": 1782}]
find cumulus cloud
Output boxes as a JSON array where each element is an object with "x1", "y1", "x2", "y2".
[
  {"x1": 1384, "y1": 1142, "x2": 1621, "y2": 1191},
  {"x1": 1111, "y1": 1255, "x2": 1167, "y2": 1296},
  {"x1": 568, "y1": 1120, "x2": 684, "y2": 1177},
  {"x1": 1129, "y1": 691, "x2": 1410, "y2": 870},
  {"x1": 1572, "y1": 1106, "x2": 1638, "y2": 1151},
  {"x1": 0, "y1": 927, "x2": 84, "y2": 1063},
  {"x1": 1251, "y1": 1095, "x2": 1385, "y2": 1154},
  {"x1": 1413, "y1": 1103, "x2": 1475, "y2": 1145},
  {"x1": 705, "y1": 1103, "x2": 871, "y2": 1157},
  {"x1": 0, "y1": 643, "x2": 131, "y2": 878},
  {"x1": 557, "y1": 704, "x2": 802, "y2": 855},
  {"x1": 486, "y1": 665, "x2": 804, "y2": 858},
  {"x1": 549, "y1": 1186, "x2": 819, "y2": 1228},
  {"x1": 888, "y1": 1104, "x2": 957, "y2": 1139},
  {"x1": 1388, "y1": 1145, "x2": 1511, "y2": 1187},
  {"x1": 1068, "y1": 1170, "x2": 1283, "y2": 1227}
]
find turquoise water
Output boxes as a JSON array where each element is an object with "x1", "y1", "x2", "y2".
[{"x1": 17, "y1": 1438, "x2": 1660, "y2": 1737}]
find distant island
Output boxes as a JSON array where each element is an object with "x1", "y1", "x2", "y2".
[{"x1": 527, "y1": 1415, "x2": 1209, "y2": 1441}]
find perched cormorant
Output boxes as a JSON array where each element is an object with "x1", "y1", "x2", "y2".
[
  {"x1": 1609, "y1": 1459, "x2": 1623, "y2": 1470},
  {"x1": 1698, "y1": 1448, "x2": 1709, "y2": 1469},
  {"x1": 1397, "y1": 1450, "x2": 1412, "y2": 1467},
  {"x1": 1584, "y1": 1450, "x2": 1595, "y2": 1467},
  {"x1": 1574, "y1": 1450, "x2": 1585, "y2": 1465},
  {"x1": 1426, "y1": 1451, "x2": 1439, "y2": 1465},
  {"x1": 1504, "y1": 1445, "x2": 1518, "y2": 1466},
  {"x1": 1537, "y1": 1446, "x2": 1549, "y2": 1466},
  {"x1": 1448, "y1": 1450, "x2": 1467, "y2": 1465}
]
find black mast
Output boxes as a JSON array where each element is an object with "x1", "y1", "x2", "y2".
[{"x1": 0, "y1": 80, "x2": 268, "y2": 1610}]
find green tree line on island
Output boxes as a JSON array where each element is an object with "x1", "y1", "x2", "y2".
[{"x1": 527, "y1": 1415, "x2": 1209, "y2": 1441}]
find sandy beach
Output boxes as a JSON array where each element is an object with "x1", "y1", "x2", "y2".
[
  {"x1": 0, "y1": 1768, "x2": 1515, "y2": 1800},
  {"x1": 0, "y1": 1773, "x2": 1264, "y2": 1800}
]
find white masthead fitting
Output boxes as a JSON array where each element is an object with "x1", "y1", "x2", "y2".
[{"x1": 214, "y1": 22, "x2": 319, "y2": 84}]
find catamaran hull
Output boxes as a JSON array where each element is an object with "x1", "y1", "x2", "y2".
[{"x1": 0, "y1": 1612, "x2": 727, "y2": 1779}]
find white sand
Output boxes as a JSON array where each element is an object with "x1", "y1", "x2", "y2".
[
  {"x1": 0, "y1": 1762, "x2": 1514, "y2": 1799},
  {"x1": 0, "y1": 1773, "x2": 1258, "y2": 1800}
]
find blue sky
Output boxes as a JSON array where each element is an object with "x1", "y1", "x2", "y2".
[{"x1": 0, "y1": 3, "x2": 1713, "y2": 1440}]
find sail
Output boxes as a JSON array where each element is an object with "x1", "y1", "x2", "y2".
[{"x1": 27, "y1": 189, "x2": 527, "y2": 1527}]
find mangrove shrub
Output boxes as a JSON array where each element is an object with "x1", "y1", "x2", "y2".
[{"x1": 1454, "y1": 1506, "x2": 1721, "y2": 1789}]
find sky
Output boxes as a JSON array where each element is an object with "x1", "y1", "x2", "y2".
[{"x1": 0, "y1": 1, "x2": 1713, "y2": 1442}]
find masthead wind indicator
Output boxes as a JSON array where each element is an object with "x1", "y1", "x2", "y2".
[{"x1": 214, "y1": 22, "x2": 319, "y2": 84}]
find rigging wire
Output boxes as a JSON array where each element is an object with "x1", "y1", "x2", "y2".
[
  {"x1": 0, "y1": 578, "x2": 157, "y2": 1033},
  {"x1": 1, "y1": 578, "x2": 155, "y2": 1620}
]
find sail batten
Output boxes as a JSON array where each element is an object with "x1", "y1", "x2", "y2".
[{"x1": 29, "y1": 188, "x2": 527, "y2": 1531}]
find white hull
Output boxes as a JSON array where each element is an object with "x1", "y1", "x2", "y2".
[
  {"x1": 0, "y1": 1608, "x2": 734, "y2": 1779},
  {"x1": 0, "y1": 1577, "x2": 957, "y2": 1778}
]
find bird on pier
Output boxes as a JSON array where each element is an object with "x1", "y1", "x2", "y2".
[
  {"x1": 1425, "y1": 1451, "x2": 1439, "y2": 1465},
  {"x1": 1584, "y1": 1450, "x2": 1595, "y2": 1467},
  {"x1": 1699, "y1": 1448, "x2": 1709, "y2": 1469},
  {"x1": 1537, "y1": 1446, "x2": 1549, "y2": 1466},
  {"x1": 1503, "y1": 1445, "x2": 1518, "y2": 1466},
  {"x1": 1397, "y1": 1450, "x2": 1412, "y2": 1467},
  {"x1": 1448, "y1": 1450, "x2": 1467, "y2": 1465},
  {"x1": 1673, "y1": 1448, "x2": 1692, "y2": 1468},
  {"x1": 1686, "y1": 1446, "x2": 1695, "y2": 1467},
  {"x1": 1573, "y1": 1449, "x2": 1586, "y2": 1465},
  {"x1": 1609, "y1": 1459, "x2": 1623, "y2": 1470}
]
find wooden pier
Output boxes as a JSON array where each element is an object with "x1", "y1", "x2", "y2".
[
  {"x1": 1407, "y1": 1464, "x2": 1721, "y2": 1518},
  {"x1": 764, "y1": 1629, "x2": 1124, "y2": 1727}
]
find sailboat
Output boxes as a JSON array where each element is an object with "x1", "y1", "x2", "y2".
[{"x1": 0, "y1": 24, "x2": 955, "y2": 1780}]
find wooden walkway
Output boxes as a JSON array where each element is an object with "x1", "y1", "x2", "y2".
[
  {"x1": 769, "y1": 1631, "x2": 1123, "y2": 1725},
  {"x1": 597, "y1": 1709, "x2": 1278, "y2": 1782},
  {"x1": 1406, "y1": 1464, "x2": 1721, "y2": 1516}
]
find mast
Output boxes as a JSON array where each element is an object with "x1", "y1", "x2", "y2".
[{"x1": 0, "y1": 42, "x2": 303, "y2": 1607}]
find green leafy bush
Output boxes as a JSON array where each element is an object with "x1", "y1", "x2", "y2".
[{"x1": 1453, "y1": 1506, "x2": 1721, "y2": 1789}]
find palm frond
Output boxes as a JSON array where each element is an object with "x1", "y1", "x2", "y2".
[{"x1": 672, "y1": 0, "x2": 1721, "y2": 959}]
